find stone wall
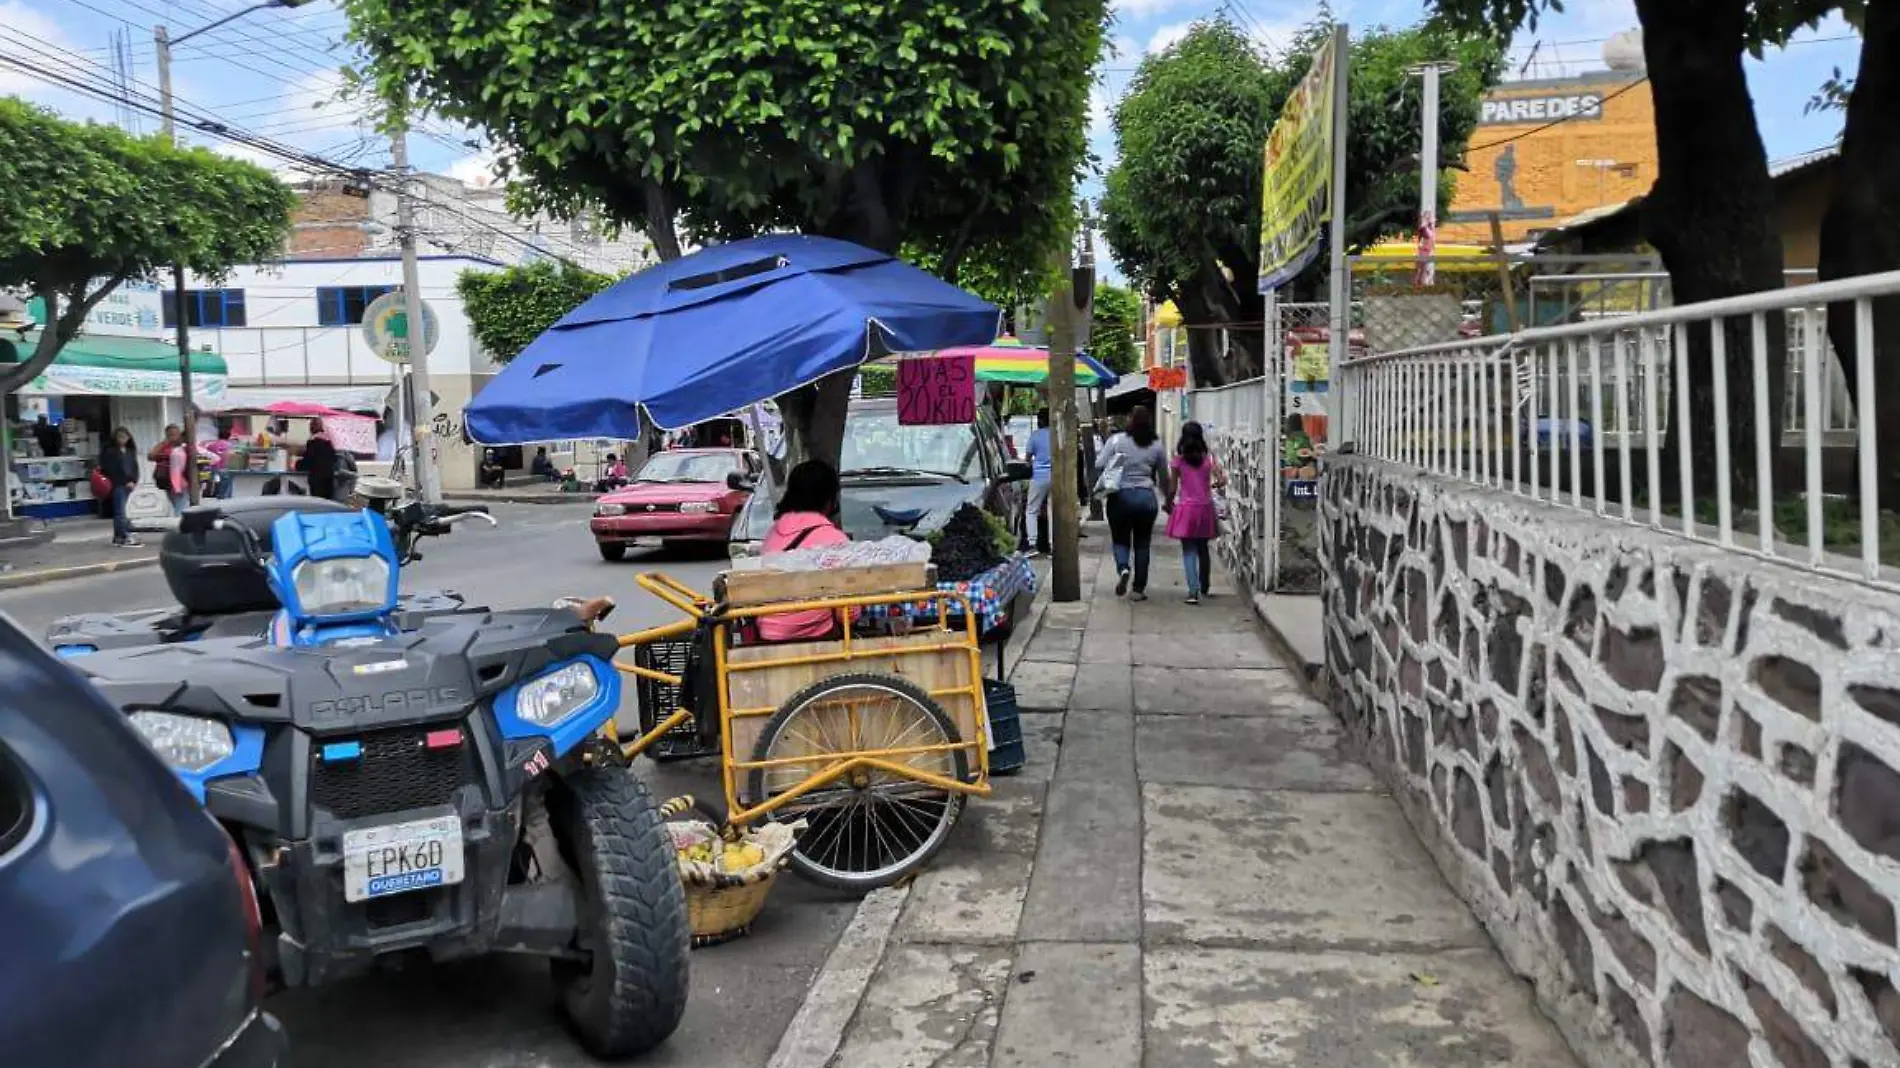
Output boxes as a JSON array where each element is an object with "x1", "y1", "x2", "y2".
[{"x1": 1320, "y1": 454, "x2": 1900, "y2": 1068}]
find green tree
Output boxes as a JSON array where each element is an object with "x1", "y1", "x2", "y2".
[
  {"x1": 456, "y1": 261, "x2": 616, "y2": 364},
  {"x1": 0, "y1": 98, "x2": 295, "y2": 394},
  {"x1": 1090, "y1": 282, "x2": 1142, "y2": 374},
  {"x1": 342, "y1": 0, "x2": 1106, "y2": 464},
  {"x1": 1101, "y1": 18, "x2": 1500, "y2": 385}
]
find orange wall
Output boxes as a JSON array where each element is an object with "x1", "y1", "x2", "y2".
[{"x1": 1443, "y1": 72, "x2": 1657, "y2": 245}]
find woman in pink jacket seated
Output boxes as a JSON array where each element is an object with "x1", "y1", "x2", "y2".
[{"x1": 757, "y1": 460, "x2": 854, "y2": 642}]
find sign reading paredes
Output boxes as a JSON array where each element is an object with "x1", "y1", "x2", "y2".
[{"x1": 1480, "y1": 93, "x2": 1604, "y2": 127}]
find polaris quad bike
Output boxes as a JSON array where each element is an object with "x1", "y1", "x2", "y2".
[
  {"x1": 48, "y1": 492, "x2": 481, "y2": 655},
  {"x1": 59, "y1": 505, "x2": 691, "y2": 1058}
]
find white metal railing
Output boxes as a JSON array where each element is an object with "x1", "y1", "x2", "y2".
[
  {"x1": 1341, "y1": 270, "x2": 1900, "y2": 587},
  {"x1": 1525, "y1": 269, "x2": 1857, "y2": 435}
]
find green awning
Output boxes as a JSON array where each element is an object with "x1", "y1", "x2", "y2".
[{"x1": 2, "y1": 328, "x2": 227, "y2": 375}]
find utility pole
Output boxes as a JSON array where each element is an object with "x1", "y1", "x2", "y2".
[
  {"x1": 154, "y1": 25, "x2": 200, "y2": 503},
  {"x1": 390, "y1": 123, "x2": 443, "y2": 504},
  {"x1": 1046, "y1": 211, "x2": 1093, "y2": 603},
  {"x1": 152, "y1": 3, "x2": 309, "y2": 504},
  {"x1": 1409, "y1": 60, "x2": 1455, "y2": 290}
]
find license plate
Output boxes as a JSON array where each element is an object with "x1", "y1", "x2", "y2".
[{"x1": 342, "y1": 814, "x2": 465, "y2": 903}]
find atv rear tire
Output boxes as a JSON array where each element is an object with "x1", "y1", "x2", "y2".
[{"x1": 550, "y1": 768, "x2": 690, "y2": 1058}]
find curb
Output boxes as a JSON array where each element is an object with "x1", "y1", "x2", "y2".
[
  {"x1": 1249, "y1": 590, "x2": 1326, "y2": 700},
  {"x1": 766, "y1": 883, "x2": 911, "y2": 1068},
  {"x1": 0, "y1": 555, "x2": 161, "y2": 590}
]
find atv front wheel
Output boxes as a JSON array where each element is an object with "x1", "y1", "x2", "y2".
[{"x1": 550, "y1": 768, "x2": 690, "y2": 1058}]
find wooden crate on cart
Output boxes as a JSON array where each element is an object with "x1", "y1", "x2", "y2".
[{"x1": 716, "y1": 561, "x2": 985, "y2": 780}]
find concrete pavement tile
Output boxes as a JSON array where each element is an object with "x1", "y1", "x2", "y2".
[
  {"x1": 1136, "y1": 714, "x2": 1378, "y2": 792},
  {"x1": 1003, "y1": 715, "x2": 1064, "y2": 784},
  {"x1": 1018, "y1": 779, "x2": 1141, "y2": 943},
  {"x1": 1131, "y1": 666, "x2": 1321, "y2": 717},
  {"x1": 1040, "y1": 602, "x2": 1091, "y2": 629},
  {"x1": 1023, "y1": 627, "x2": 1083, "y2": 662},
  {"x1": 1067, "y1": 664, "x2": 1134, "y2": 712},
  {"x1": 1054, "y1": 709, "x2": 1134, "y2": 782},
  {"x1": 832, "y1": 944, "x2": 1012, "y2": 1068},
  {"x1": 1077, "y1": 629, "x2": 1132, "y2": 664},
  {"x1": 1144, "y1": 946, "x2": 1581, "y2": 1067},
  {"x1": 992, "y1": 942, "x2": 1142, "y2": 1068},
  {"x1": 1129, "y1": 630, "x2": 1281, "y2": 669},
  {"x1": 1008, "y1": 660, "x2": 1075, "y2": 712},
  {"x1": 1142, "y1": 785, "x2": 1487, "y2": 950},
  {"x1": 898, "y1": 788, "x2": 1042, "y2": 944}
]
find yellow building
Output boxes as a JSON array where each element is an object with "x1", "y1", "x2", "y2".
[{"x1": 1442, "y1": 71, "x2": 1657, "y2": 246}]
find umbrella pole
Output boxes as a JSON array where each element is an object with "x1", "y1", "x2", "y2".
[{"x1": 747, "y1": 403, "x2": 775, "y2": 501}]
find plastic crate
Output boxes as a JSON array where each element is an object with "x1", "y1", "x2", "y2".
[
  {"x1": 982, "y1": 677, "x2": 1026, "y2": 776},
  {"x1": 634, "y1": 639, "x2": 720, "y2": 761}
]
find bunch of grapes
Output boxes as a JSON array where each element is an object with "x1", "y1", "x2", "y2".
[{"x1": 929, "y1": 504, "x2": 1005, "y2": 582}]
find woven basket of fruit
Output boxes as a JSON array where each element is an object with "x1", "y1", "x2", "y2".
[{"x1": 660, "y1": 796, "x2": 805, "y2": 946}]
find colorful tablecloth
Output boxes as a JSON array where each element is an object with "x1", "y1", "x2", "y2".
[{"x1": 860, "y1": 554, "x2": 1038, "y2": 635}]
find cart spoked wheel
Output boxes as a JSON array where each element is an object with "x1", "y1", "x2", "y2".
[{"x1": 745, "y1": 673, "x2": 969, "y2": 893}]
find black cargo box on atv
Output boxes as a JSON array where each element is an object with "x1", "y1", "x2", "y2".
[{"x1": 161, "y1": 497, "x2": 354, "y2": 615}]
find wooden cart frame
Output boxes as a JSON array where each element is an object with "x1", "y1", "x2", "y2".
[{"x1": 607, "y1": 566, "x2": 994, "y2": 886}]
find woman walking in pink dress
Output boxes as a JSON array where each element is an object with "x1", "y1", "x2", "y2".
[{"x1": 1164, "y1": 421, "x2": 1225, "y2": 605}]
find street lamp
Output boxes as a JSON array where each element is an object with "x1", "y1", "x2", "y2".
[{"x1": 153, "y1": 0, "x2": 314, "y2": 502}]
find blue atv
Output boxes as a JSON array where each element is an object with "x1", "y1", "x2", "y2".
[
  {"x1": 57, "y1": 504, "x2": 691, "y2": 1058},
  {"x1": 48, "y1": 494, "x2": 477, "y2": 653}
]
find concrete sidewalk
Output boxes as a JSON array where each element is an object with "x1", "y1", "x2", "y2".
[
  {"x1": 780, "y1": 535, "x2": 1580, "y2": 1068},
  {"x1": 0, "y1": 518, "x2": 159, "y2": 589}
]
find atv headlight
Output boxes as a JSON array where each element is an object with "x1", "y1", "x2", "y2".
[
  {"x1": 291, "y1": 554, "x2": 392, "y2": 617},
  {"x1": 516, "y1": 662, "x2": 601, "y2": 727},
  {"x1": 130, "y1": 711, "x2": 234, "y2": 772}
]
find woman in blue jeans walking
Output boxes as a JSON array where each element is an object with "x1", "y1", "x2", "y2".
[{"x1": 1095, "y1": 405, "x2": 1171, "y2": 601}]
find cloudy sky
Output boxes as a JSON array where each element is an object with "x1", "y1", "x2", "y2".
[{"x1": 0, "y1": 0, "x2": 1864, "y2": 223}]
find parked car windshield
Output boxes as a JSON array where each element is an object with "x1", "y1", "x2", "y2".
[
  {"x1": 636, "y1": 452, "x2": 742, "y2": 483},
  {"x1": 839, "y1": 411, "x2": 979, "y2": 482}
]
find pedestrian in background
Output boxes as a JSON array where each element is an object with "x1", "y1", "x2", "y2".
[
  {"x1": 1096, "y1": 404, "x2": 1170, "y2": 601},
  {"x1": 148, "y1": 424, "x2": 188, "y2": 513},
  {"x1": 1165, "y1": 421, "x2": 1225, "y2": 605},
  {"x1": 301, "y1": 419, "x2": 339, "y2": 501},
  {"x1": 1022, "y1": 408, "x2": 1052, "y2": 555},
  {"x1": 99, "y1": 427, "x2": 141, "y2": 548}
]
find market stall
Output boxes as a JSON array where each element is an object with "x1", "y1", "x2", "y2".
[
  {"x1": 206, "y1": 401, "x2": 379, "y2": 499},
  {"x1": 2, "y1": 329, "x2": 226, "y2": 518}
]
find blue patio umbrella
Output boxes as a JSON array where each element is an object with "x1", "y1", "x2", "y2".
[
  {"x1": 464, "y1": 235, "x2": 1001, "y2": 443},
  {"x1": 1077, "y1": 353, "x2": 1121, "y2": 389}
]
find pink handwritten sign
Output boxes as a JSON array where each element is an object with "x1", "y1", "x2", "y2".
[
  {"x1": 896, "y1": 354, "x2": 976, "y2": 426},
  {"x1": 324, "y1": 413, "x2": 378, "y2": 456}
]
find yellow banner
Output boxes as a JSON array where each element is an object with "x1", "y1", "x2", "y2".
[{"x1": 1257, "y1": 34, "x2": 1338, "y2": 293}]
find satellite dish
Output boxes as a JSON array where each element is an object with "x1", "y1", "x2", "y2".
[{"x1": 1604, "y1": 30, "x2": 1645, "y2": 72}]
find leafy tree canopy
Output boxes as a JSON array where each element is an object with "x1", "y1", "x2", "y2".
[
  {"x1": 1426, "y1": 0, "x2": 1854, "y2": 53},
  {"x1": 343, "y1": 0, "x2": 1106, "y2": 463},
  {"x1": 0, "y1": 98, "x2": 295, "y2": 394},
  {"x1": 343, "y1": 0, "x2": 1104, "y2": 261},
  {"x1": 1090, "y1": 282, "x2": 1142, "y2": 374},
  {"x1": 456, "y1": 261, "x2": 616, "y2": 365},
  {"x1": 1101, "y1": 17, "x2": 1500, "y2": 383}
]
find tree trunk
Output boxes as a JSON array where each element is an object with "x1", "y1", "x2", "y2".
[
  {"x1": 0, "y1": 279, "x2": 124, "y2": 396},
  {"x1": 641, "y1": 181, "x2": 683, "y2": 262},
  {"x1": 1818, "y1": 3, "x2": 1900, "y2": 513},
  {"x1": 1174, "y1": 288, "x2": 1229, "y2": 387},
  {"x1": 1634, "y1": 0, "x2": 1786, "y2": 510}
]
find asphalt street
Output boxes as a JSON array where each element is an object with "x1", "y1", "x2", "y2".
[{"x1": 0, "y1": 503, "x2": 857, "y2": 1068}]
